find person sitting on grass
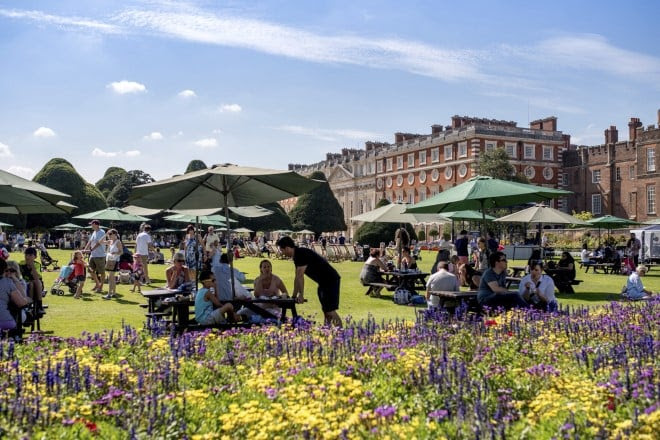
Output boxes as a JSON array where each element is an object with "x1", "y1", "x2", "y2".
[
  {"x1": 194, "y1": 270, "x2": 238, "y2": 325},
  {"x1": 624, "y1": 265, "x2": 655, "y2": 300},
  {"x1": 519, "y1": 261, "x2": 557, "y2": 312},
  {"x1": 149, "y1": 248, "x2": 165, "y2": 264},
  {"x1": 71, "y1": 251, "x2": 87, "y2": 299},
  {"x1": 477, "y1": 251, "x2": 528, "y2": 311}
]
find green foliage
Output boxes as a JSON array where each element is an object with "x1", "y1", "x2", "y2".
[
  {"x1": 289, "y1": 171, "x2": 347, "y2": 234},
  {"x1": 234, "y1": 202, "x2": 292, "y2": 232},
  {"x1": 353, "y1": 200, "x2": 417, "y2": 247},
  {"x1": 428, "y1": 229, "x2": 439, "y2": 238},
  {"x1": 417, "y1": 230, "x2": 426, "y2": 241},
  {"x1": 185, "y1": 160, "x2": 208, "y2": 173},
  {"x1": 106, "y1": 170, "x2": 155, "y2": 207},
  {"x1": 28, "y1": 158, "x2": 106, "y2": 228},
  {"x1": 95, "y1": 167, "x2": 128, "y2": 198},
  {"x1": 478, "y1": 148, "x2": 529, "y2": 182},
  {"x1": 572, "y1": 211, "x2": 594, "y2": 222}
]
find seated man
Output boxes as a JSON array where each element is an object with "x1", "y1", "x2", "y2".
[
  {"x1": 425, "y1": 261, "x2": 459, "y2": 308},
  {"x1": 624, "y1": 265, "x2": 655, "y2": 300},
  {"x1": 477, "y1": 251, "x2": 528, "y2": 311}
]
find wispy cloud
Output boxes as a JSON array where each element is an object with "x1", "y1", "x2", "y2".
[
  {"x1": 194, "y1": 138, "x2": 217, "y2": 148},
  {"x1": 143, "y1": 131, "x2": 163, "y2": 140},
  {"x1": 178, "y1": 89, "x2": 197, "y2": 98},
  {"x1": 481, "y1": 91, "x2": 587, "y2": 115},
  {"x1": 274, "y1": 125, "x2": 383, "y2": 142},
  {"x1": 33, "y1": 126, "x2": 56, "y2": 138},
  {"x1": 91, "y1": 147, "x2": 141, "y2": 157},
  {"x1": 0, "y1": 8, "x2": 121, "y2": 33},
  {"x1": 0, "y1": 142, "x2": 13, "y2": 158},
  {"x1": 107, "y1": 80, "x2": 147, "y2": 95},
  {"x1": 7, "y1": 165, "x2": 35, "y2": 179},
  {"x1": 219, "y1": 103, "x2": 242, "y2": 113}
]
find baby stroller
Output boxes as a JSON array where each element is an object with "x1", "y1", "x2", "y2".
[
  {"x1": 50, "y1": 265, "x2": 78, "y2": 296},
  {"x1": 117, "y1": 253, "x2": 133, "y2": 284},
  {"x1": 40, "y1": 247, "x2": 60, "y2": 271}
]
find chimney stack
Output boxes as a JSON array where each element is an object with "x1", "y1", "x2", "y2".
[
  {"x1": 431, "y1": 124, "x2": 443, "y2": 134},
  {"x1": 394, "y1": 132, "x2": 404, "y2": 143},
  {"x1": 628, "y1": 117, "x2": 642, "y2": 142},
  {"x1": 604, "y1": 125, "x2": 618, "y2": 144}
]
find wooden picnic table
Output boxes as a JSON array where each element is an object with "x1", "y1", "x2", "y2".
[
  {"x1": 141, "y1": 288, "x2": 179, "y2": 313},
  {"x1": 428, "y1": 290, "x2": 478, "y2": 310},
  {"x1": 381, "y1": 270, "x2": 429, "y2": 292},
  {"x1": 509, "y1": 266, "x2": 527, "y2": 278}
]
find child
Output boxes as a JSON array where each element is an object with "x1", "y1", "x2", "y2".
[
  {"x1": 194, "y1": 270, "x2": 238, "y2": 325},
  {"x1": 71, "y1": 250, "x2": 87, "y2": 299},
  {"x1": 130, "y1": 254, "x2": 145, "y2": 293}
]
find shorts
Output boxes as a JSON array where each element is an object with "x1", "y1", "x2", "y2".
[
  {"x1": 317, "y1": 278, "x2": 340, "y2": 313},
  {"x1": 75, "y1": 275, "x2": 86, "y2": 282},
  {"x1": 199, "y1": 308, "x2": 227, "y2": 325},
  {"x1": 139, "y1": 254, "x2": 149, "y2": 267},
  {"x1": 88, "y1": 257, "x2": 106, "y2": 276}
]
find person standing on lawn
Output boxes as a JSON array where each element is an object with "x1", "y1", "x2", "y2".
[
  {"x1": 136, "y1": 224, "x2": 154, "y2": 285},
  {"x1": 277, "y1": 236, "x2": 342, "y2": 327},
  {"x1": 83, "y1": 220, "x2": 106, "y2": 293}
]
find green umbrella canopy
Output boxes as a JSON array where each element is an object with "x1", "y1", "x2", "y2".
[
  {"x1": 439, "y1": 210, "x2": 496, "y2": 221},
  {"x1": 0, "y1": 168, "x2": 72, "y2": 214},
  {"x1": 586, "y1": 215, "x2": 640, "y2": 229},
  {"x1": 233, "y1": 227, "x2": 254, "y2": 234},
  {"x1": 52, "y1": 223, "x2": 85, "y2": 231},
  {"x1": 163, "y1": 213, "x2": 230, "y2": 226},
  {"x1": 494, "y1": 204, "x2": 590, "y2": 226},
  {"x1": 351, "y1": 203, "x2": 448, "y2": 224},
  {"x1": 73, "y1": 207, "x2": 150, "y2": 222},
  {"x1": 0, "y1": 221, "x2": 12, "y2": 227}
]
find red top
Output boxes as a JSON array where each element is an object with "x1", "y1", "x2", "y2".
[{"x1": 72, "y1": 261, "x2": 85, "y2": 277}]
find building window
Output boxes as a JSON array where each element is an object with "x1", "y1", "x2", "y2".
[
  {"x1": 647, "y1": 148, "x2": 656, "y2": 172},
  {"x1": 431, "y1": 168, "x2": 440, "y2": 182},
  {"x1": 542, "y1": 167, "x2": 553, "y2": 180},
  {"x1": 396, "y1": 194, "x2": 403, "y2": 203},
  {"x1": 444, "y1": 167, "x2": 453, "y2": 180},
  {"x1": 592, "y1": 169, "x2": 601, "y2": 183},
  {"x1": 407, "y1": 153, "x2": 415, "y2": 168},
  {"x1": 444, "y1": 145, "x2": 453, "y2": 161},
  {"x1": 630, "y1": 165, "x2": 635, "y2": 179},
  {"x1": 419, "y1": 150, "x2": 427, "y2": 165},
  {"x1": 458, "y1": 164, "x2": 468, "y2": 178},
  {"x1": 407, "y1": 192, "x2": 414, "y2": 204},
  {"x1": 431, "y1": 148, "x2": 439, "y2": 163},
  {"x1": 419, "y1": 170, "x2": 427, "y2": 183},
  {"x1": 386, "y1": 158, "x2": 393, "y2": 172},
  {"x1": 458, "y1": 142, "x2": 467, "y2": 158},
  {"x1": 397, "y1": 156, "x2": 404, "y2": 170},
  {"x1": 396, "y1": 175, "x2": 403, "y2": 187},
  {"x1": 648, "y1": 185, "x2": 656, "y2": 214},
  {"x1": 386, "y1": 176, "x2": 392, "y2": 188},
  {"x1": 592, "y1": 194, "x2": 602, "y2": 215},
  {"x1": 524, "y1": 144, "x2": 535, "y2": 159},
  {"x1": 524, "y1": 165, "x2": 536, "y2": 179},
  {"x1": 615, "y1": 167, "x2": 621, "y2": 181},
  {"x1": 376, "y1": 178, "x2": 384, "y2": 190},
  {"x1": 562, "y1": 173, "x2": 568, "y2": 186},
  {"x1": 419, "y1": 191, "x2": 426, "y2": 201},
  {"x1": 377, "y1": 160, "x2": 383, "y2": 173},
  {"x1": 543, "y1": 145, "x2": 553, "y2": 161},
  {"x1": 505, "y1": 143, "x2": 516, "y2": 158},
  {"x1": 485, "y1": 141, "x2": 495, "y2": 153},
  {"x1": 407, "y1": 173, "x2": 415, "y2": 185}
]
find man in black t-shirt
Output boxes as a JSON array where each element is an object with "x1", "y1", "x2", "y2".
[{"x1": 277, "y1": 236, "x2": 342, "y2": 327}]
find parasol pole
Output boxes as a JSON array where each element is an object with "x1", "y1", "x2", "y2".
[
  {"x1": 195, "y1": 216, "x2": 200, "y2": 292},
  {"x1": 222, "y1": 177, "x2": 236, "y2": 300}
]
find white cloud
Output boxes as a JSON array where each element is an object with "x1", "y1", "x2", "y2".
[
  {"x1": 144, "y1": 131, "x2": 163, "y2": 140},
  {"x1": 274, "y1": 125, "x2": 383, "y2": 142},
  {"x1": 0, "y1": 8, "x2": 121, "y2": 33},
  {"x1": 178, "y1": 89, "x2": 197, "y2": 98},
  {"x1": 194, "y1": 138, "x2": 217, "y2": 148},
  {"x1": 33, "y1": 126, "x2": 56, "y2": 138},
  {"x1": 0, "y1": 142, "x2": 13, "y2": 158},
  {"x1": 91, "y1": 148, "x2": 141, "y2": 157},
  {"x1": 7, "y1": 165, "x2": 35, "y2": 179},
  {"x1": 220, "y1": 103, "x2": 242, "y2": 113},
  {"x1": 107, "y1": 80, "x2": 147, "y2": 95},
  {"x1": 212, "y1": 129, "x2": 222, "y2": 134}
]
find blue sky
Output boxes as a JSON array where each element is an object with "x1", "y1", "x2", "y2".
[{"x1": 1, "y1": 0, "x2": 659, "y2": 183}]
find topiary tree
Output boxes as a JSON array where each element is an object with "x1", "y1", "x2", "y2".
[
  {"x1": 289, "y1": 171, "x2": 346, "y2": 235},
  {"x1": 106, "y1": 170, "x2": 155, "y2": 207},
  {"x1": 185, "y1": 160, "x2": 208, "y2": 173},
  {"x1": 353, "y1": 199, "x2": 417, "y2": 247},
  {"x1": 478, "y1": 148, "x2": 529, "y2": 183},
  {"x1": 28, "y1": 158, "x2": 107, "y2": 228},
  {"x1": 95, "y1": 167, "x2": 128, "y2": 198},
  {"x1": 417, "y1": 230, "x2": 426, "y2": 241}
]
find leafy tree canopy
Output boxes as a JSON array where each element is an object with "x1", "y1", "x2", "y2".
[
  {"x1": 288, "y1": 171, "x2": 347, "y2": 235},
  {"x1": 106, "y1": 170, "x2": 155, "y2": 207},
  {"x1": 353, "y1": 199, "x2": 417, "y2": 247},
  {"x1": 95, "y1": 167, "x2": 128, "y2": 198},
  {"x1": 185, "y1": 160, "x2": 208, "y2": 173},
  {"x1": 478, "y1": 148, "x2": 529, "y2": 183},
  {"x1": 27, "y1": 158, "x2": 107, "y2": 228}
]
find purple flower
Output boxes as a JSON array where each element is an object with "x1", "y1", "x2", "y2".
[
  {"x1": 374, "y1": 405, "x2": 396, "y2": 418},
  {"x1": 428, "y1": 409, "x2": 448, "y2": 420}
]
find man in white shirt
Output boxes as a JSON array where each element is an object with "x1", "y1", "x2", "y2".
[
  {"x1": 204, "y1": 226, "x2": 220, "y2": 253},
  {"x1": 83, "y1": 220, "x2": 106, "y2": 292},
  {"x1": 426, "y1": 261, "x2": 460, "y2": 308},
  {"x1": 136, "y1": 224, "x2": 154, "y2": 284}
]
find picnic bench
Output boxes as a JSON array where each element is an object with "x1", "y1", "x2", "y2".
[
  {"x1": 505, "y1": 277, "x2": 522, "y2": 288},
  {"x1": 509, "y1": 266, "x2": 527, "y2": 278},
  {"x1": 363, "y1": 270, "x2": 429, "y2": 297},
  {"x1": 428, "y1": 290, "x2": 478, "y2": 312},
  {"x1": 582, "y1": 262, "x2": 615, "y2": 274}
]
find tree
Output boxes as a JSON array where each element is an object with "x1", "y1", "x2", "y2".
[
  {"x1": 288, "y1": 171, "x2": 347, "y2": 235},
  {"x1": 353, "y1": 199, "x2": 417, "y2": 247},
  {"x1": 95, "y1": 167, "x2": 128, "y2": 198},
  {"x1": 232, "y1": 202, "x2": 292, "y2": 233},
  {"x1": 27, "y1": 158, "x2": 107, "y2": 228},
  {"x1": 106, "y1": 170, "x2": 155, "y2": 207},
  {"x1": 478, "y1": 148, "x2": 529, "y2": 183},
  {"x1": 185, "y1": 160, "x2": 208, "y2": 173}
]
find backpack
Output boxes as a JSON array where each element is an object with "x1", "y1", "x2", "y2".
[{"x1": 393, "y1": 287, "x2": 412, "y2": 305}]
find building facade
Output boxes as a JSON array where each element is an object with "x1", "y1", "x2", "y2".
[{"x1": 562, "y1": 111, "x2": 659, "y2": 222}]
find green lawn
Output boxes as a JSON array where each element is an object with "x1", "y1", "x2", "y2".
[{"x1": 25, "y1": 249, "x2": 660, "y2": 337}]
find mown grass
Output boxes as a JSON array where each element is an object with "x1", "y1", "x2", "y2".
[{"x1": 26, "y1": 248, "x2": 660, "y2": 337}]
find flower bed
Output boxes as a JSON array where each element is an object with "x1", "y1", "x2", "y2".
[{"x1": 1, "y1": 301, "x2": 658, "y2": 439}]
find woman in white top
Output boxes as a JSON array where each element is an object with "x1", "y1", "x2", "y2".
[
  {"x1": 580, "y1": 243, "x2": 592, "y2": 264},
  {"x1": 101, "y1": 229, "x2": 123, "y2": 299},
  {"x1": 518, "y1": 262, "x2": 557, "y2": 312}
]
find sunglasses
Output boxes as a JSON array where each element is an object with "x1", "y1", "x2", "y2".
[
  {"x1": 499, "y1": 258, "x2": 507, "y2": 262},
  {"x1": 176, "y1": 259, "x2": 185, "y2": 263},
  {"x1": 5, "y1": 268, "x2": 17, "y2": 273}
]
